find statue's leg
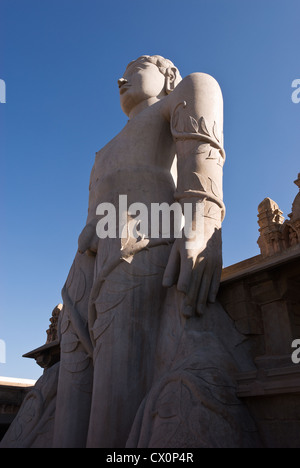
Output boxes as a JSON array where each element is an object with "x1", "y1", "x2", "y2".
[
  {"x1": 52, "y1": 252, "x2": 95, "y2": 448},
  {"x1": 127, "y1": 291, "x2": 261, "y2": 448},
  {"x1": 86, "y1": 246, "x2": 170, "y2": 448}
]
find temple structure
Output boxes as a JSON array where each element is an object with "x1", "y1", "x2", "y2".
[{"x1": 257, "y1": 174, "x2": 300, "y2": 257}]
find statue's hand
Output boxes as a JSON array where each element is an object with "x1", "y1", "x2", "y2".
[
  {"x1": 78, "y1": 220, "x2": 99, "y2": 255},
  {"x1": 162, "y1": 224, "x2": 222, "y2": 317}
]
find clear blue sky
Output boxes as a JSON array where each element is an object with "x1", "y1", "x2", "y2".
[{"x1": 0, "y1": 0, "x2": 299, "y2": 380}]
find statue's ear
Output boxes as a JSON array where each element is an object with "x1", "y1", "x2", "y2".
[{"x1": 165, "y1": 67, "x2": 177, "y2": 94}]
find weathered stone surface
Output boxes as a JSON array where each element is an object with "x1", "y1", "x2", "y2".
[{"x1": 1, "y1": 55, "x2": 261, "y2": 448}]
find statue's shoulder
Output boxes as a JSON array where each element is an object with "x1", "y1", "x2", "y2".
[
  {"x1": 181, "y1": 72, "x2": 221, "y2": 87},
  {"x1": 164, "y1": 72, "x2": 223, "y2": 120},
  {"x1": 171, "y1": 72, "x2": 222, "y2": 103}
]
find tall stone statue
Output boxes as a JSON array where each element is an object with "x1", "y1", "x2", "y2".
[{"x1": 1, "y1": 55, "x2": 259, "y2": 448}]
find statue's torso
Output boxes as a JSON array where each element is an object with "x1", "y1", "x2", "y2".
[{"x1": 87, "y1": 100, "x2": 176, "y2": 224}]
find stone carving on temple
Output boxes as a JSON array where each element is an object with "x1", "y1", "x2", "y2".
[
  {"x1": 46, "y1": 305, "x2": 62, "y2": 344},
  {"x1": 258, "y1": 173, "x2": 300, "y2": 257}
]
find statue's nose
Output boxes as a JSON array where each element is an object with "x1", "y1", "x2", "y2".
[{"x1": 118, "y1": 78, "x2": 128, "y2": 88}]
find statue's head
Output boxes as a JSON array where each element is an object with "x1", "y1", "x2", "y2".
[{"x1": 118, "y1": 55, "x2": 182, "y2": 117}]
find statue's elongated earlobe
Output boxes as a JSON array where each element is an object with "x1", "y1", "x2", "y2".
[{"x1": 165, "y1": 67, "x2": 177, "y2": 94}]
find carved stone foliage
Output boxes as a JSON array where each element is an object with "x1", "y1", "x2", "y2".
[
  {"x1": 257, "y1": 174, "x2": 300, "y2": 257},
  {"x1": 171, "y1": 101, "x2": 225, "y2": 164},
  {"x1": 170, "y1": 101, "x2": 226, "y2": 222}
]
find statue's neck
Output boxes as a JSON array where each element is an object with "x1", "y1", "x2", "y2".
[{"x1": 128, "y1": 97, "x2": 162, "y2": 120}]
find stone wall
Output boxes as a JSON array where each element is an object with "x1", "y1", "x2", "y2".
[{"x1": 0, "y1": 380, "x2": 35, "y2": 441}]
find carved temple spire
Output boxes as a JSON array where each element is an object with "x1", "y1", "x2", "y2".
[
  {"x1": 289, "y1": 173, "x2": 300, "y2": 222},
  {"x1": 257, "y1": 198, "x2": 285, "y2": 257},
  {"x1": 46, "y1": 304, "x2": 62, "y2": 344},
  {"x1": 257, "y1": 173, "x2": 300, "y2": 257}
]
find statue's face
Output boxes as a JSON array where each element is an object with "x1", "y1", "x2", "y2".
[{"x1": 118, "y1": 60, "x2": 166, "y2": 116}]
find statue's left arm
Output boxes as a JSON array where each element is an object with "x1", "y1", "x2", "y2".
[{"x1": 163, "y1": 73, "x2": 225, "y2": 317}]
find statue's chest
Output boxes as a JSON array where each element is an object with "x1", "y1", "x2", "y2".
[{"x1": 94, "y1": 108, "x2": 172, "y2": 175}]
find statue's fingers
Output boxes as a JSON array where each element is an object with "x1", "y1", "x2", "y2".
[
  {"x1": 89, "y1": 233, "x2": 99, "y2": 253},
  {"x1": 196, "y1": 268, "x2": 213, "y2": 315},
  {"x1": 78, "y1": 224, "x2": 94, "y2": 253},
  {"x1": 184, "y1": 262, "x2": 204, "y2": 308},
  {"x1": 182, "y1": 266, "x2": 204, "y2": 318},
  {"x1": 176, "y1": 258, "x2": 193, "y2": 294},
  {"x1": 78, "y1": 233, "x2": 89, "y2": 253},
  {"x1": 207, "y1": 265, "x2": 222, "y2": 303},
  {"x1": 162, "y1": 245, "x2": 180, "y2": 287}
]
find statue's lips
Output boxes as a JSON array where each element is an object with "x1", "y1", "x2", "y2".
[{"x1": 119, "y1": 84, "x2": 131, "y2": 95}]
